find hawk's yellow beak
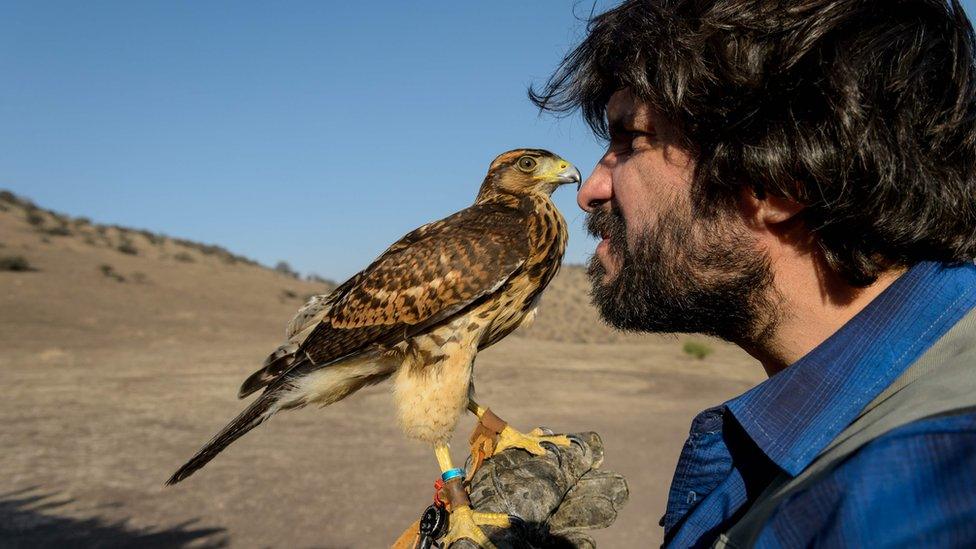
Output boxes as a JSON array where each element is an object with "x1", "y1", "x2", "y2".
[{"x1": 553, "y1": 161, "x2": 582, "y2": 190}]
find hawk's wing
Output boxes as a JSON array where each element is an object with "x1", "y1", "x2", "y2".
[
  {"x1": 238, "y1": 202, "x2": 529, "y2": 398},
  {"x1": 286, "y1": 294, "x2": 336, "y2": 341},
  {"x1": 237, "y1": 294, "x2": 335, "y2": 397}
]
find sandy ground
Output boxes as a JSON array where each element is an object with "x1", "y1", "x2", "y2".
[{"x1": 0, "y1": 196, "x2": 764, "y2": 548}]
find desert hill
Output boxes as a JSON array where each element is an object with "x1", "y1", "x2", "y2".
[
  {"x1": 0, "y1": 189, "x2": 649, "y2": 347},
  {"x1": 0, "y1": 190, "x2": 761, "y2": 548},
  {"x1": 0, "y1": 190, "x2": 334, "y2": 353}
]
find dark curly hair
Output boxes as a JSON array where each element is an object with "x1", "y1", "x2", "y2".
[{"x1": 531, "y1": 0, "x2": 976, "y2": 286}]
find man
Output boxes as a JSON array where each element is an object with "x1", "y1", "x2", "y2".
[{"x1": 522, "y1": 0, "x2": 976, "y2": 546}]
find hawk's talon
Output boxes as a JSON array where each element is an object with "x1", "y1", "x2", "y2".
[
  {"x1": 494, "y1": 425, "x2": 572, "y2": 456},
  {"x1": 471, "y1": 509, "x2": 511, "y2": 528},
  {"x1": 441, "y1": 505, "x2": 509, "y2": 549}
]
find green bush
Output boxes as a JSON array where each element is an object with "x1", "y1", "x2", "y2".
[
  {"x1": 682, "y1": 340, "x2": 714, "y2": 360},
  {"x1": 0, "y1": 255, "x2": 33, "y2": 272},
  {"x1": 173, "y1": 251, "x2": 195, "y2": 263}
]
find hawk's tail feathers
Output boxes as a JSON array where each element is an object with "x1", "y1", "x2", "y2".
[
  {"x1": 165, "y1": 388, "x2": 284, "y2": 486},
  {"x1": 238, "y1": 343, "x2": 303, "y2": 399}
]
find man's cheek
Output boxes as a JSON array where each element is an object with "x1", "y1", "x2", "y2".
[{"x1": 621, "y1": 211, "x2": 653, "y2": 252}]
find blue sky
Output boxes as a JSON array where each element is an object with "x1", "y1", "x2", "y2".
[{"x1": 2, "y1": 1, "x2": 973, "y2": 281}]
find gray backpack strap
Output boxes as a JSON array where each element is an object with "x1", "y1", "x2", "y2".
[{"x1": 714, "y1": 308, "x2": 976, "y2": 548}]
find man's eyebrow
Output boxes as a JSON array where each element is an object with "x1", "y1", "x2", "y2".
[
  {"x1": 607, "y1": 115, "x2": 632, "y2": 137},
  {"x1": 610, "y1": 111, "x2": 657, "y2": 138}
]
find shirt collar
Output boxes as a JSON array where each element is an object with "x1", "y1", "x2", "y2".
[{"x1": 726, "y1": 261, "x2": 976, "y2": 476}]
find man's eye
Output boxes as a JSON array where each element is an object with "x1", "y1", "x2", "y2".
[
  {"x1": 610, "y1": 134, "x2": 636, "y2": 154},
  {"x1": 610, "y1": 141, "x2": 630, "y2": 154},
  {"x1": 608, "y1": 131, "x2": 653, "y2": 156}
]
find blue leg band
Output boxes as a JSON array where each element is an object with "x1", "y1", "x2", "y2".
[{"x1": 441, "y1": 467, "x2": 465, "y2": 482}]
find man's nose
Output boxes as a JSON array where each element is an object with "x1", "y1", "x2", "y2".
[{"x1": 577, "y1": 161, "x2": 612, "y2": 213}]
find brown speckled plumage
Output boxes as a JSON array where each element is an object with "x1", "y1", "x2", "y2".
[{"x1": 167, "y1": 148, "x2": 577, "y2": 485}]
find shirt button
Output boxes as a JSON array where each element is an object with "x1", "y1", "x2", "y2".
[{"x1": 687, "y1": 491, "x2": 697, "y2": 504}]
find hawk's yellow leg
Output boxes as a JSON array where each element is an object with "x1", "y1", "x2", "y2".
[
  {"x1": 467, "y1": 399, "x2": 571, "y2": 456},
  {"x1": 433, "y1": 445, "x2": 510, "y2": 549}
]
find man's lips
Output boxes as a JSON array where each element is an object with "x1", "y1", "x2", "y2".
[{"x1": 586, "y1": 210, "x2": 622, "y2": 262}]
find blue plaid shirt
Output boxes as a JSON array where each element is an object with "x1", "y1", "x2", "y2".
[{"x1": 662, "y1": 261, "x2": 976, "y2": 548}]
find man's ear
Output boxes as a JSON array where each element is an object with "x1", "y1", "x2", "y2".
[{"x1": 739, "y1": 187, "x2": 804, "y2": 229}]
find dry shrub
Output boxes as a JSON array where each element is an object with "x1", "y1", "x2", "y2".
[
  {"x1": 138, "y1": 229, "x2": 166, "y2": 246},
  {"x1": 99, "y1": 264, "x2": 125, "y2": 282},
  {"x1": 26, "y1": 210, "x2": 45, "y2": 227},
  {"x1": 306, "y1": 273, "x2": 336, "y2": 287},
  {"x1": 274, "y1": 261, "x2": 299, "y2": 279},
  {"x1": 171, "y1": 238, "x2": 258, "y2": 267},
  {"x1": 43, "y1": 224, "x2": 72, "y2": 237},
  {"x1": 281, "y1": 289, "x2": 299, "y2": 300},
  {"x1": 117, "y1": 239, "x2": 138, "y2": 255},
  {"x1": 0, "y1": 255, "x2": 34, "y2": 272}
]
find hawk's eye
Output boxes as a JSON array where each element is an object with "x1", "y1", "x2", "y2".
[{"x1": 516, "y1": 156, "x2": 537, "y2": 172}]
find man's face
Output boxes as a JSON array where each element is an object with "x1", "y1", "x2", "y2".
[{"x1": 578, "y1": 89, "x2": 776, "y2": 342}]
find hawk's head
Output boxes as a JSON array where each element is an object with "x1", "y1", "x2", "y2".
[{"x1": 477, "y1": 148, "x2": 581, "y2": 200}]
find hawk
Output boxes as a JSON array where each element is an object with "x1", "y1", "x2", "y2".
[{"x1": 167, "y1": 149, "x2": 580, "y2": 547}]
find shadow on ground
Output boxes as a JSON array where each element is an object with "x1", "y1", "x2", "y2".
[{"x1": 0, "y1": 486, "x2": 228, "y2": 548}]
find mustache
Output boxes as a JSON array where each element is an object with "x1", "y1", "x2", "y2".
[{"x1": 585, "y1": 208, "x2": 628, "y2": 255}]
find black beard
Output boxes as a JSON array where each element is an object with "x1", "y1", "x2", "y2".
[{"x1": 585, "y1": 205, "x2": 777, "y2": 343}]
